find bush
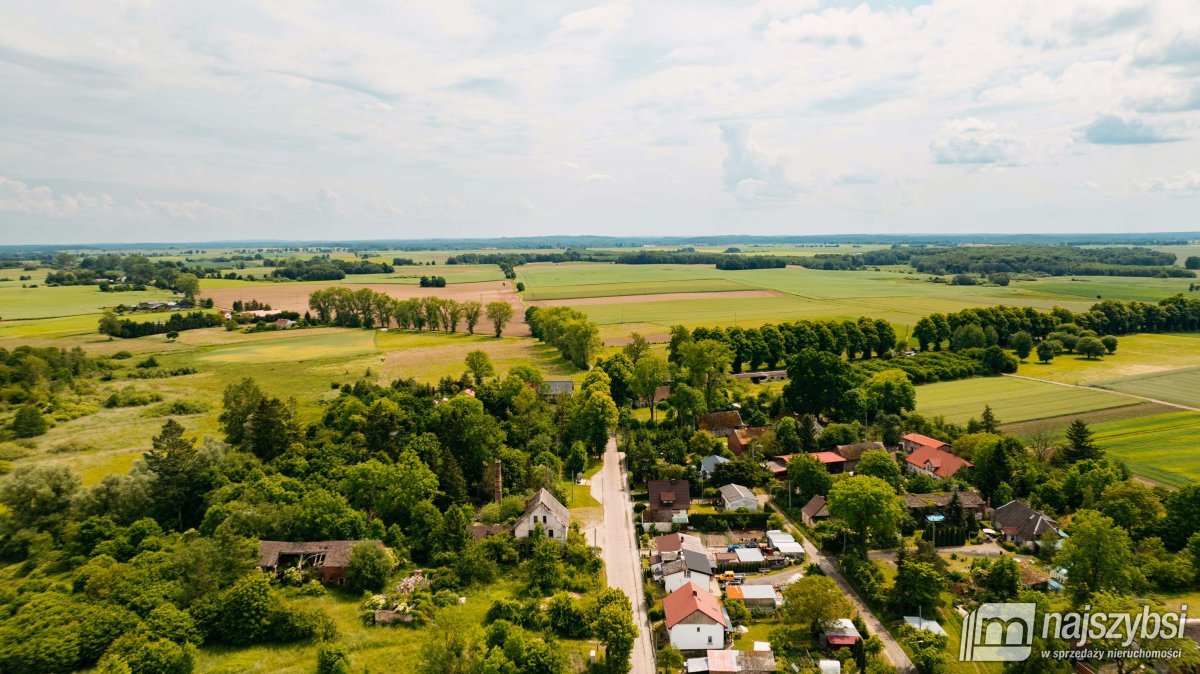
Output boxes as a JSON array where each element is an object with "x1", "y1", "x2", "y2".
[
  {"x1": 103, "y1": 387, "x2": 164, "y2": 408},
  {"x1": 316, "y1": 645, "x2": 351, "y2": 674},
  {"x1": 345, "y1": 543, "x2": 396, "y2": 593},
  {"x1": 135, "y1": 357, "x2": 159, "y2": 369},
  {"x1": 688, "y1": 512, "x2": 770, "y2": 532}
]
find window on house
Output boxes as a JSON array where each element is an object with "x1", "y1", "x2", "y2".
[
  {"x1": 549, "y1": 530, "x2": 555, "y2": 538},
  {"x1": 708, "y1": 635, "x2": 713, "y2": 644}
]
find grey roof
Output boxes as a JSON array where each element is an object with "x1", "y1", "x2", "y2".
[
  {"x1": 543, "y1": 380, "x2": 575, "y2": 395},
  {"x1": 681, "y1": 547, "x2": 715, "y2": 575},
  {"x1": 719, "y1": 483, "x2": 756, "y2": 504},
  {"x1": 992, "y1": 500, "x2": 1058, "y2": 542},
  {"x1": 801, "y1": 495, "x2": 828, "y2": 519},
  {"x1": 700, "y1": 454, "x2": 731, "y2": 474},
  {"x1": 257, "y1": 540, "x2": 380, "y2": 569},
  {"x1": 520, "y1": 488, "x2": 570, "y2": 528}
]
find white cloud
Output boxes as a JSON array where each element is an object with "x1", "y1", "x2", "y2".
[
  {"x1": 583, "y1": 173, "x2": 614, "y2": 182},
  {"x1": 1132, "y1": 171, "x2": 1200, "y2": 194},
  {"x1": 719, "y1": 122, "x2": 796, "y2": 202},
  {"x1": 930, "y1": 118, "x2": 1027, "y2": 166}
]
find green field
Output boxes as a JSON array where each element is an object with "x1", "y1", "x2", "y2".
[
  {"x1": 522, "y1": 278, "x2": 754, "y2": 300},
  {"x1": 0, "y1": 283, "x2": 176, "y2": 320},
  {"x1": 1016, "y1": 333, "x2": 1200, "y2": 385},
  {"x1": 1018, "y1": 276, "x2": 1194, "y2": 303},
  {"x1": 1091, "y1": 412, "x2": 1200, "y2": 486},
  {"x1": 1096, "y1": 367, "x2": 1200, "y2": 409},
  {"x1": 915, "y1": 376, "x2": 1139, "y2": 425}
]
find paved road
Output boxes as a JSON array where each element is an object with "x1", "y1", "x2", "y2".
[
  {"x1": 768, "y1": 502, "x2": 915, "y2": 674},
  {"x1": 591, "y1": 434, "x2": 655, "y2": 674}
]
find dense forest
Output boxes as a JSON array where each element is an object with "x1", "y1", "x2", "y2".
[{"x1": 265, "y1": 257, "x2": 393, "y2": 281}]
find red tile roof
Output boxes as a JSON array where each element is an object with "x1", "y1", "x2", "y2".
[
  {"x1": 814, "y1": 451, "x2": 847, "y2": 465},
  {"x1": 902, "y1": 433, "x2": 949, "y2": 449},
  {"x1": 663, "y1": 585, "x2": 727, "y2": 629},
  {"x1": 905, "y1": 445, "x2": 972, "y2": 478}
]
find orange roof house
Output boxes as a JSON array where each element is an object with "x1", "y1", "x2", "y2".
[{"x1": 905, "y1": 445, "x2": 971, "y2": 479}]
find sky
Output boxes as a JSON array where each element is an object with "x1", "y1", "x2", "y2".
[{"x1": 1, "y1": 0, "x2": 1199, "y2": 244}]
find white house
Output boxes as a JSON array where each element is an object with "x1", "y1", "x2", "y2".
[
  {"x1": 662, "y1": 548, "x2": 715, "y2": 593},
  {"x1": 718, "y1": 484, "x2": 759, "y2": 512},
  {"x1": 513, "y1": 488, "x2": 569, "y2": 541},
  {"x1": 665, "y1": 585, "x2": 730, "y2": 652}
]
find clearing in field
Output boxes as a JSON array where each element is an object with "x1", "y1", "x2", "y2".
[
  {"x1": 914, "y1": 375, "x2": 1139, "y2": 425},
  {"x1": 1094, "y1": 367, "x2": 1200, "y2": 409},
  {"x1": 1090, "y1": 411, "x2": 1200, "y2": 487},
  {"x1": 1017, "y1": 333, "x2": 1200, "y2": 385}
]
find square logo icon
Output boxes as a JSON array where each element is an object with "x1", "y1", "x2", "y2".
[{"x1": 960, "y1": 602, "x2": 1037, "y2": 662}]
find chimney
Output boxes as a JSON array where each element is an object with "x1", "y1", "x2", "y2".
[{"x1": 494, "y1": 459, "x2": 503, "y2": 505}]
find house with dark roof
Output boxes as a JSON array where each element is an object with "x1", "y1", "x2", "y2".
[
  {"x1": 901, "y1": 432, "x2": 950, "y2": 454},
  {"x1": 257, "y1": 539, "x2": 383, "y2": 586},
  {"x1": 514, "y1": 488, "x2": 570, "y2": 541},
  {"x1": 991, "y1": 500, "x2": 1061, "y2": 548},
  {"x1": 655, "y1": 532, "x2": 706, "y2": 562},
  {"x1": 902, "y1": 491, "x2": 988, "y2": 520},
  {"x1": 801, "y1": 495, "x2": 830, "y2": 527},
  {"x1": 661, "y1": 547, "x2": 716, "y2": 593},
  {"x1": 905, "y1": 445, "x2": 971, "y2": 479},
  {"x1": 699, "y1": 454, "x2": 730, "y2": 478},
  {"x1": 698, "y1": 411, "x2": 744, "y2": 437},
  {"x1": 648, "y1": 479, "x2": 692, "y2": 525},
  {"x1": 664, "y1": 585, "x2": 730, "y2": 652},
  {"x1": 469, "y1": 523, "x2": 511, "y2": 542},
  {"x1": 833, "y1": 441, "x2": 886, "y2": 473}
]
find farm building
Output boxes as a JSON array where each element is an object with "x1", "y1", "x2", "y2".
[
  {"x1": 664, "y1": 585, "x2": 730, "y2": 652},
  {"x1": 727, "y1": 427, "x2": 767, "y2": 456},
  {"x1": 765, "y1": 455, "x2": 791, "y2": 481},
  {"x1": 699, "y1": 454, "x2": 730, "y2": 478},
  {"x1": 513, "y1": 488, "x2": 569, "y2": 541},
  {"x1": 257, "y1": 539, "x2": 382, "y2": 586},
  {"x1": 661, "y1": 548, "x2": 716, "y2": 593},
  {"x1": 801, "y1": 495, "x2": 830, "y2": 527},
  {"x1": 698, "y1": 411, "x2": 744, "y2": 438},
  {"x1": 833, "y1": 441, "x2": 885, "y2": 472},
  {"x1": 718, "y1": 484, "x2": 759, "y2": 512},
  {"x1": 903, "y1": 616, "x2": 947, "y2": 636},
  {"x1": 820, "y1": 618, "x2": 862, "y2": 649},
  {"x1": 905, "y1": 445, "x2": 971, "y2": 479},
  {"x1": 766, "y1": 530, "x2": 805, "y2": 557},
  {"x1": 731, "y1": 369, "x2": 788, "y2": 384},
  {"x1": 542, "y1": 380, "x2": 575, "y2": 397},
  {"x1": 733, "y1": 547, "x2": 765, "y2": 564},
  {"x1": 648, "y1": 479, "x2": 692, "y2": 525},
  {"x1": 813, "y1": 451, "x2": 847, "y2": 474},
  {"x1": 468, "y1": 523, "x2": 510, "y2": 541},
  {"x1": 991, "y1": 500, "x2": 1061, "y2": 548},
  {"x1": 901, "y1": 432, "x2": 950, "y2": 454},
  {"x1": 724, "y1": 584, "x2": 780, "y2": 610},
  {"x1": 685, "y1": 649, "x2": 777, "y2": 673}
]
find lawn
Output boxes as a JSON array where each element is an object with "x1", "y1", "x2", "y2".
[
  {"x1": 915, "y1": 376, "x2": 1140, "y2": 425},
  {"x1": 1090, "y1": 411, "x2": 1200, "y2": 487},
  {"x1": 1094, "y1": 367, "x2": 1200, "y2": 409}
]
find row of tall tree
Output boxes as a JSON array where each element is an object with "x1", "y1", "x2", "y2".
[{"x1": 307, "y1": 287, "x2": 514, "y2": 336}]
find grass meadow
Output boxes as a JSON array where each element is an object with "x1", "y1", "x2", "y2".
[
  {"x1": 1090, "y1": 411, "x2": 1200, "y2": 486},
  {"x1": 914, "y1": 376, "x2": 1140, "y2": 425},
  {"x1": 1095, "y1": 367, "x2": 1200, "y2": 409}
]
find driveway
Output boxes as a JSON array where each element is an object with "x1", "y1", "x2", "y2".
[
  {"x1": 768, "y1": 502, "x2": 915, "y2": 673},
  {"x1": 591, "y1": 434, "x2": 655, "y2": 674}
]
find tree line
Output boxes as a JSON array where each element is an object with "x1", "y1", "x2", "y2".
[
  {"x1": 307, "y1": 287, "x2": 514, "y2": 336},
  {"x1": 266, "y1": 256, "x2": 393, "y2": 281},
  {"x1": 99, "y1": 311, "x2": 224, "y2": 339}
]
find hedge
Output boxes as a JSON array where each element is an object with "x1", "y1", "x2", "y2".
[{"x1": 687, "y1": 512, "x2": 770, "y2": 533}]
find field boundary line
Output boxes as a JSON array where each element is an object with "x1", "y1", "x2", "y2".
[{"x1": 1003, "y1": 373, "x2": 1200, "y2": 413}]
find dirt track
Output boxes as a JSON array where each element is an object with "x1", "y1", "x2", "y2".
[{"x1": 204, "y1": 280, "x2": 530, "y2": 336}]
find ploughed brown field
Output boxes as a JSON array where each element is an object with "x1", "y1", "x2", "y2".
[{"x1": 204, "y1": 280, "x2": 530, "y2": 336}]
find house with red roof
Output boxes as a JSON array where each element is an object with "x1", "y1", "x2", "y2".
[
  {"x1": 905, "y1": 444, "x2": 972, "y2": 479},
  {"x1": 664, "y1": 585, "x2": 730, "y2": 652},
  {"x1": 901, "y1": 432, "x2": 950, "y2": 454},
  {"x1": 813, "y1": 451, "x2": 847, "y2": 474},
  {"x1": 820, "y1": 618, "x2": 862, "y2": 649}
]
